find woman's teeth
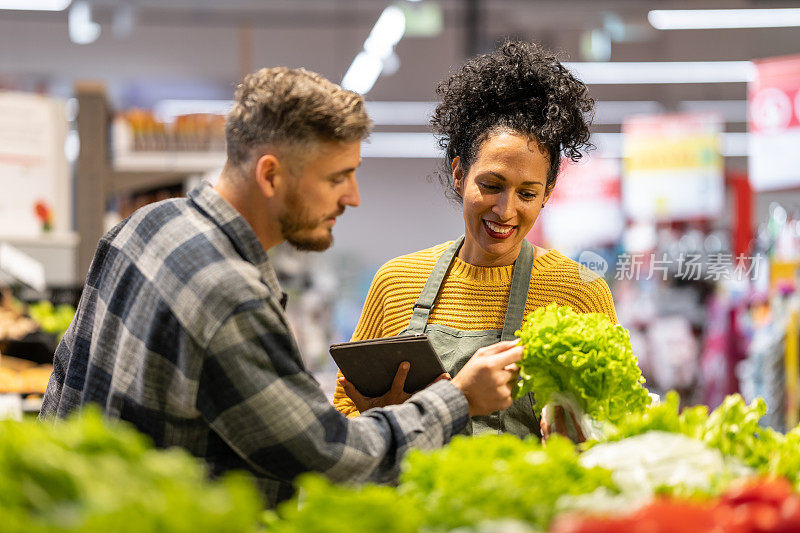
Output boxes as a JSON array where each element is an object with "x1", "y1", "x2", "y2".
[{"x1": 484, "y1": 220, "x2": 514, "y2": 235}]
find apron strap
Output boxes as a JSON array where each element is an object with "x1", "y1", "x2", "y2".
[
  {"x1": 501, "y1": 239, "x2": 535, "y2": 341},
  {"x1": 405, "y1": 236, "x2": 465, "y2": 334}
]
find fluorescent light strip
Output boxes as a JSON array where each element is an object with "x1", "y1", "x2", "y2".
[
  {"x1": 0, "y1": 0, "x2": 70, "y2": 10},
  {"x1": 365, "y1": 101, "x2": 436, "y2": 126},
  {"x1": 593, "y1": 101, "x2": 663, "y2": 124},
  {"x1": 361, "y1": 132, "x2": 749, "y2": 159},
  {"x1": 341, "y1": 6, "x2": 406, "y2": 95},
  {"x1": 362, "y1": 132, "x2": 440, "y2": 158},
  {"x1": 678, "y1": 100, "x2": 746, "y2": 123},
  {"x1": 565, "y1": 61, "x2": 755, "y2": 84},
  {"x1": 153, "y1": 100, "x2": 233, "y2": 123},
  {"x1": 649, "y1": 9, "x2": 800, "y2": 30}
]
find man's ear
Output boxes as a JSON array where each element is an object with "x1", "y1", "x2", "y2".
[
  {"x1": 452, "y1": 156, "x2": 464, "y2": 197},
  {"x1": 254, "y1": 153, "x2": 282, "y2": 199}
]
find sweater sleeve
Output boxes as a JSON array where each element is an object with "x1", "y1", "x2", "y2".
[{"x1": 332, "y1": 263, "x2": 393, "y2": 417}]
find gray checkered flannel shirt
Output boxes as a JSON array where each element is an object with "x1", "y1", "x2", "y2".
[{"x1": 41, "y1": 181, "x2": 468, "y2": 507}]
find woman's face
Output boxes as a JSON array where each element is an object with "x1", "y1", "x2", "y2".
[{"x1": 454, "y1": 131, "x2": 551, "y2": 267}]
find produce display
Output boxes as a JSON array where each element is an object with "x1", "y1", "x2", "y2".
[
  {"x1": 265, "y1": 396, "x2": 800, "y2": 533},
  {"x1": 264, "y1": 304, "x2": 800, "y2": 532},
  {"x1": 0, "y1": 407, "x2": 263, "y2": 532},
  {"x1": 3, "y1": 301, "x2": 799, "y2": 532},
  {"x1": 27, "y1": 300, "x2": 76, "y2": 341},
  {"x1": 0, "y1": 293, "x2": 38, "y2": 341},
  {"x1": 0, "y1": 355, "x2": 53, "y2": 394}
]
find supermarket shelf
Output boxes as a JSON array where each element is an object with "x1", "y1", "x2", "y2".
[
  {"x1": 113, "y1": 151, "x2": 225, "y2": 174},
  {"x1": 0, "y1": 233, "x2": 80, "y2": 288},
  {"x1": 110, "y1": 170, "x2": 193, "y2": 196}
]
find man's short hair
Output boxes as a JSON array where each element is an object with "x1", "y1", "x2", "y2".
[{"x1": 225, "y1": 67, "x2": 372, "y2": 167}]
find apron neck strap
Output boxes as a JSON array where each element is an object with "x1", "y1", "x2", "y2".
[
  {"x1": 501, "y1": 239, "x2": 534, "y2": 341},
  {"x1": 405, "y1": 236, "x2": 464, "y2": 334},
  {"x1": 406, "y1": 236, "x2": 536, "y2": 338}
]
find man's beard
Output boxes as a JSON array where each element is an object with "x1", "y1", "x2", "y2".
[{"x1": 279, "y1": 189, "x2": 340, "y2": 252}]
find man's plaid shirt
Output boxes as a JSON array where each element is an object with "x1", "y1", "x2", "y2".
[{"x1": 41, "y1": 181, "x2": 468, "y2": 507}]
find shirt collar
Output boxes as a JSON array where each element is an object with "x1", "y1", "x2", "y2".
[{"x1": 188, "y1": 181, "x2": 284, "y2": 300}]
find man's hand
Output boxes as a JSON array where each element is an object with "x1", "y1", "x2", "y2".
[
  {"x1": 339, "y1": 362, "x2": 450, "y2": 413},
  {"x1": 451, "y1": 340, "x2": 523, "y2": 417}
]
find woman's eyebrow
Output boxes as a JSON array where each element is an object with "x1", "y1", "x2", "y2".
[{"x1": 481, "y1": 171, "x2": 545, "y2": 187}]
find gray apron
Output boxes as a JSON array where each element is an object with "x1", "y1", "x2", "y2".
[{"x1": 400, "y1": 236, "x2": 541, "y2": 438}]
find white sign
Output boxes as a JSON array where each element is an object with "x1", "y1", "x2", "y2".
[{"x1": 0, "y1": 91, "x2": 70, "y2": 237}]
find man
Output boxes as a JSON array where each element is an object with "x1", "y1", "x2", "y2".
[{"x1": 41, "y1": 67, "x2": 522, "y2": 507}]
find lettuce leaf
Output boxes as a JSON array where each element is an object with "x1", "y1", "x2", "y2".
[
  {"x1": 514, "y1": 303, "x2": 651, "y2": 424},
  {"x1": 399, "y1": 434, "x2": 617, "y2": 530}
]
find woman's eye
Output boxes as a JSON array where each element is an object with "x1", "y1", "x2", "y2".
[
  {"x1": 479, "y1": 183, "x2": 500, "y2": 191},
  {"x1": 519, "y1": 191, "x2": 537, "y2": 200}
]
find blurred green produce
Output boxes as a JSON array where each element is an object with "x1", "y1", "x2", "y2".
[
  {"x1": 266, "y1": 435, "x2": 615, "y2": 533},
  {"x1": 27, "y1": 300, "x2": 76, "y2": 340},
  {"x1": 1, "y1": 407, "x2": 263, "y2": 532}
]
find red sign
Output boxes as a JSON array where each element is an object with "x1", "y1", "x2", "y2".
[{"x1": 749, "y1": 54, "x2": 800, "y2": 191}]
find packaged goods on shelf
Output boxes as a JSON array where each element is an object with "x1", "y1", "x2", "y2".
[{"x1": 116, "y1": 109, "x2": 226, "y2": 153}]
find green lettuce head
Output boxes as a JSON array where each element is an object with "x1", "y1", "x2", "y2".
[{"x1": 515, "y1": 303, "x2": 651, "y2": 424}]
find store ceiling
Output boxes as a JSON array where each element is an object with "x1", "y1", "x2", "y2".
[{"x1": 1, "y1": 0, "x2": 799, "y2": 167}]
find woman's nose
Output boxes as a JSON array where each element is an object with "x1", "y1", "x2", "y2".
[{"x1": 493, "y1": 192, "x2": 515, "y2": 220}]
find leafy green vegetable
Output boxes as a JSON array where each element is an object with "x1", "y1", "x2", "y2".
[
  {"x1": 399, "y1": 434, "x2": 616, "y2": 531},
  {"x1": 28, "y1": 300, "x2": 76, "y2": 340},
  {"x1": 514, "y1": 303, "x2": 651, "y2": 424},
  {"x1": 265, "y1": 475, "x2": 422, "y2": 533},
  {"x1": 266, "y1": 435, "x2": 616, "y2": 532},
  {"x1": 1, "y1": 407, "x2": 263, "y2": 532}
]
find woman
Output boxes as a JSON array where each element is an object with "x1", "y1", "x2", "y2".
[{"x1": 333, "y1": 41, "x2": 616, "y2": 438}]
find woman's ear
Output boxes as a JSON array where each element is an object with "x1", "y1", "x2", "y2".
[
  {"x1": 451, "y1": 156, "x2": 464, "y2": 197},
  {"x1": 543, "y1": 183, "x2": 555, "y2": 207}
]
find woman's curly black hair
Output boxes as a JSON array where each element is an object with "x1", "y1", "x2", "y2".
[{"x1": 431, "y1": 41, "x2": 594, "y2": 202}]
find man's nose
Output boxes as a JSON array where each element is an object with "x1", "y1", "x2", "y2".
[{"x1": 341, "y1": 176, "x2": 360, "y2": 208}]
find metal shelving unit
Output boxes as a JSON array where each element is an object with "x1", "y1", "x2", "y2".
[{"x1": 74, "y1": 84, "x2": 221, "y2": 283}]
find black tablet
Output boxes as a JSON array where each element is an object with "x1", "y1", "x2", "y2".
[{"x1": 329, "y1": 334, "x2": 446, "y2": 398}]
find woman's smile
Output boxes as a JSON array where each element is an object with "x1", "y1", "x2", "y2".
[{"x1": 483, "y1": 219, "x2": 517, "y2": 239}]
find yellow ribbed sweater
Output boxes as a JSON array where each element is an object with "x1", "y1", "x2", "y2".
[{"x1": 333, "y1": 241, "x2": 618, "y2": 417}]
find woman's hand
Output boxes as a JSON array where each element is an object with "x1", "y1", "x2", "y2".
[
  {"x1": 541, "y1": 404, "x2": 586, "y2": 443},
  {"x1": 339, "y1": 362, "x2": 451, "y2": 413}
]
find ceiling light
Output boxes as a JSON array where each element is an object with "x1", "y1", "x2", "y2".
[
  {"x1": 341, "y1": 52, "x2": 384, "y2": 95},
  {"x1": 649, "y1": 9, "x2": 800, "y2": 30},
  {"x1": 365, "y1": 101, "x2": 436, "y2": 125},
  {"x1": 592, "y1": 101, "x2": 663, "y2": 124},
  {"x1": 153, "y1": 100, "x2": 232, "y2": 123},
  {"x1": 0, "y1": 0, "x2": 70, "y2": 10},
  {"x1": 342, "y1": 6, "x2": 406, "y2": 95},
  {"x1": 68, "y1": 0, "x2": 100, "y2": 45},
  {"x1": 565, "y1": 61, "x2": 755, "y2": 84}
]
